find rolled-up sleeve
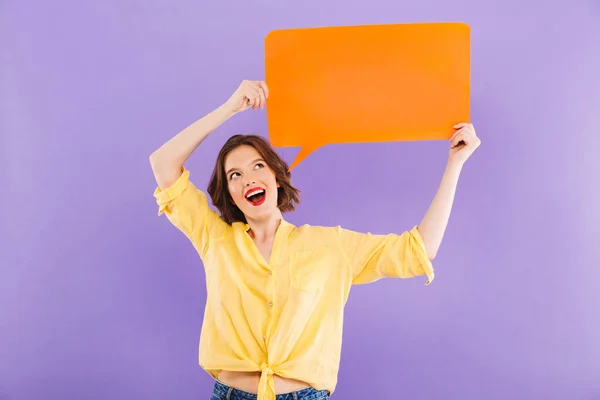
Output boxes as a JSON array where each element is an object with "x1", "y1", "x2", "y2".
[
  {"x1": 336, "y1": 225, "x2": 434, "y2": 285},
  {"x1": 153, "y1": 167, "x2": 228, "y2": 256}
]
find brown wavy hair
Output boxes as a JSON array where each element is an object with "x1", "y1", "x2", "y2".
[{"x1": 207, "y1": 134, "x2": 301, "y2": 224}]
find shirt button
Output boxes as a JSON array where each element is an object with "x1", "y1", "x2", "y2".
[
  {"x1": 263, "y1": 335, "x2": 267, "y2": 340},
  {"x1": 268, "y1": 270, "x2": 272, "y2": 275},
  {"x1": 269, "y1": 301, "x2": 273, "y2": 307}
]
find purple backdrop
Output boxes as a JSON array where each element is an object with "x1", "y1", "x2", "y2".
[{"x1": 1, "y1": 0, "x2": 599, "y2": 399}]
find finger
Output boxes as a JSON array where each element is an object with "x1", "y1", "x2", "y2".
[
  {"x1": 255, "y1": 85, "x2": 266, "y2": 109},
  {"x1": 457, "y1": 130, "x2": 477, "y2": 147},
  {"x1": 259, "y1": 89, "x2": 266, "y2": 109},
  {"x1": 449, "y1": 129, "x2": 460, "y2": 142},
  {"x1": 449, "y1": 127, "x2": 467, "y2": 142},
  {"x1": 451, "y1": 132, "x2": 466, "y2": 148},
  {"x1": 248, "y1": 83, "x2": 265, "y2": 109},
  {"x1": 245, "y1": 87, "x2": 260, "y2": 109},
  {"x1": 245, "y1": 94, "x2": 257, "y2": 110},
  {"x1": 466, "y1": 123, "x2": 476, "y2": 136},
  {"x1": 256, "y1": 81, "x2": 269, "y2": 99},
  {"x1": 453, "y1": 122, "x2": 470, "y2": 129},
  {"x1": 253, "y1": 82, "x2": 267, "y2": 109}
]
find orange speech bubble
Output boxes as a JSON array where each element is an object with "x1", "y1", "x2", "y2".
[{"x1": 264, "y1": 22, "x2": 471, "y2": 171}]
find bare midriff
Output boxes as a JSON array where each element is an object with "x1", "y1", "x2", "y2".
[{"x1": 217, "y1": 370, "x2": 311, "y2": 394}]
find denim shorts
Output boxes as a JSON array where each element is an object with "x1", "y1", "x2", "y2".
[{"x1": 210, "y1": 379, "x2": 331, "y2": 400}]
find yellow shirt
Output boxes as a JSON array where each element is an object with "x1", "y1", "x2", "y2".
[{"x1": 153, "y1": 167, "x2": 435, "y2": 400}]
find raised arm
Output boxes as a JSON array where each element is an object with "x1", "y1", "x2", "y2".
[
  {"x1": 149, "y1": 80, "x2": 269, "y2": 256},
  {"x1": 417, "y1": 122, "x2": 481, "y2": 259},
  {"x1": 149, "y1": 80, "x2": 269, "y2": 189},
  {"x1": 335, "y1": 123, "x2": 480, "y2": 286}
]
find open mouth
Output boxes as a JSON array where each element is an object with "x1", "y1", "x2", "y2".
[{"x1": 245, "y1": 188, "x2": 266, "y2": 206}]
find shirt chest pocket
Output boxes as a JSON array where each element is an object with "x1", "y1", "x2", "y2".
[{"x1": 288, "y1": 247, "x2": 330, "y2": 292}]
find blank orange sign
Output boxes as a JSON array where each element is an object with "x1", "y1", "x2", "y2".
[{"x1": 264, "y1": 22, "x2": 470, "y2": 171}]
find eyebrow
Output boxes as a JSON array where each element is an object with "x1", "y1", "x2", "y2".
[{"x1": 226, "y1": 158, "x2": 264, "y2": 177}]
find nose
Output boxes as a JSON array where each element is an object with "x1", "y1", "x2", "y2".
[{"x1": 244, "y1": 178, "x2": 256, "y2": 186}]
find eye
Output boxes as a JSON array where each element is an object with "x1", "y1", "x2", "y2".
[
  {"x1": 229, "y1": 172, "x2": 240, "y2": 180},
  {"x1": 254, "y1": 162, "x2": 265, "y2": 170}
]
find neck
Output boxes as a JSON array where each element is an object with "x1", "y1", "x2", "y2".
[{"x1": 245, "y1": 210, "x2": 284, "y2": 242}]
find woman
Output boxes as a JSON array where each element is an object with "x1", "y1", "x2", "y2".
[{"x1": 149, "y1": 80, "x2": 481, "y2": 400}]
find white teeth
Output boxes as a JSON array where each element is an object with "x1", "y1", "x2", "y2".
[{"x1": 245, "y1": 189, "x2": 265, "y2": 199}]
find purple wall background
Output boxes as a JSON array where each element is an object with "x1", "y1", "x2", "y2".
[{"x1": 1, "y1": 0, "x2": 599, "y2": 399}]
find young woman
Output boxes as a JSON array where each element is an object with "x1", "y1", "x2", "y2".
[{"x1": 150, "y1": 80, "x2": 481, "y2": 400}]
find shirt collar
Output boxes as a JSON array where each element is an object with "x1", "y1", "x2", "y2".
[{"x1": 239, "y1": 218, "x2": 295, "y2": 234}]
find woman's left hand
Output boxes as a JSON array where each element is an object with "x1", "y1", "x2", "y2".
[{"x1": 448, "y1": 122, "x2": 481, "y2": 167}]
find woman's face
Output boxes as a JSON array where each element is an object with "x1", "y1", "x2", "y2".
[{"x1": 224, "y1": 145, "x2": 280, "y2": 221}]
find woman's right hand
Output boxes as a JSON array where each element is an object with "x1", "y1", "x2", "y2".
[{"x1": 223, "y1": 80, "x2": 269, "y2": 115}]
